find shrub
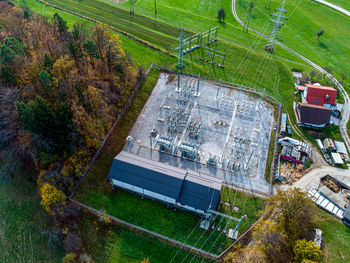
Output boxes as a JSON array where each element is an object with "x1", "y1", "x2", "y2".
[
  {"x1": 62, "y1": 253, "x2": 77, "y2": 263},
  {"x1": 79, "y1": 253, "x2": 95, "y2": 263},
  {"x1": 40, "y1": 183, "x2": 67, "y2": 212},
  {"x1": 64, "y1": 233, "x2": 83, "y2": 254},
  {"x1": 52, "y1": 202, "x2": 79, "y2": 226},
  {"x1": 293, "y1": 239, "x2": 322, "y2": 263}
]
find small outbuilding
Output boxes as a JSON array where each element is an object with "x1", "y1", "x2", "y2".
[
  {"x1": 323, "y1": 138, "x2": 336, "y2": 151},
  {"x1": 330, "y1": 152, "x2": 344, "y2": 165},
  {"x1": 334, "y1": 140, "x2": 348, "y2": 155}
]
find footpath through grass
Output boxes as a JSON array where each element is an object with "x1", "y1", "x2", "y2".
[
  {"x1": 74, "y1": 68, "x2": 265, "y2": 255},
  {"x1": 0, "y1": 164, "x2": 64, "y2": 262}
]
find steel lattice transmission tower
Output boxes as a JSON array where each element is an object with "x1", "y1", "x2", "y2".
[
  {"x1": 264, "y1": 0, "x2": 288, "y2": 52},
  {"x1": 177, "y1": 28, "x2": 185, "y2": 69}
]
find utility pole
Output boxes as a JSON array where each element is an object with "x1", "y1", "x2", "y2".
[
  {"x1": 243, "y1": 2, "x2": 255, "y2": 32},
  {"x1": 177, "y1": 29, "x2": 185, "y2": 69},
  {"x1": 264, "y1": 0, "x2": 288, "y2": 52},
  {"x1": 265, "y1": 0, "x2": 272, "y2": 10},
  {"x1": 154, "y1": 0, "x2": 157, "y2": 16}
]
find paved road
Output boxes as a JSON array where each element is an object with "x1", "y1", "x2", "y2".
[
  {"x1": 280, "y1": 166, "x2": 350, "y2": 192},
  {"x1": 312, "y1": 0, "x2": 350, "y2": 17},
  {"x1": 231, "y1": 0, "x2": 350, "y2": 152}
]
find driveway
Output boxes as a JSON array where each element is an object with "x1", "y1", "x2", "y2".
[{"x1": 280, "y1": 166, "x2": 350, "y2": 192}]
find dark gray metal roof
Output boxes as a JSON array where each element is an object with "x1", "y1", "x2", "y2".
[
  {"x1": 299, "y1": 103, "x2": 331, "y2": 125},
  {"x1": 109, "y1": 151, "x2": 185, "y2": 199},
  {"x1": 178, "y1": 171, "x2": 221, "y2": 211},
  {"x1": 108, "y1": 151, "x2": 222, "y2": 211},
  {"x1": 344, "y1": 206, "x2": 350, "y2": 221}
]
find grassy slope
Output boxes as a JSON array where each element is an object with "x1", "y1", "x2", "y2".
[
  {"x1": 315, "y1": 208, "x2": 350, "y2": 263},
  {"x1": 236, "y1": 0, "x2": 350, "y2": 94},
  {"x1": 0, "y1": 165, "x2": 64, "y2": 262}
]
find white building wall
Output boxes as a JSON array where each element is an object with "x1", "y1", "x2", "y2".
[{"x1": 111, "y1": 179, "x2": 176, "y2": 205}]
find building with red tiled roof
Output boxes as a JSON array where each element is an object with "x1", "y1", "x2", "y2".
[
  {"x1": 296, "y1": 103, "x2": 331, "y2": 128},
  {"x1": 304, "y1": 84, "x2": 337, "y2": 107}
]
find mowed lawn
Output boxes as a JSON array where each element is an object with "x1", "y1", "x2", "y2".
[{"x1": 0, "y1": 165, "x2": 64, "y2": 262}]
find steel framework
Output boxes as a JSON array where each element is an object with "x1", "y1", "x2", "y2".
[{"x1": 264, "y1": 0, "x2": 288, "y2": 51}]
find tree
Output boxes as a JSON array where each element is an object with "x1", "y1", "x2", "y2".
[
  {"x1": 39, "y1": 70, "x2": 52, "y2": 91},
  {"x1": 44, "y1": 53, "x2": 55, "y2": 69},
  {"x1": 310, "y1": 70, "x2": 317, "y2": 81},
  {"x1": 40, "y1": 183, "x2": 66, "y2": 211},
  {"x1": 293, "y1": 239, "x2": 322, "y2": 263},
  {"x1": 316, "y1": 29, "x2": 324, "y2": 41},
  {"x1": 265, "y1": 189, "x2": 316, "y2": 243},
  {"x1": 16, "y1": 96, "x2": 74, "y2": 153},
  {"x1": 0, "y1": 37, "x2": 26, "y2": 65},
  {"x1": 53, "y1": 13, "x2": 68, "y2": 35},
  {"x1": 0, "y1": 64, "x2": 16, "y2": 85},
  {"x1": 23, "y1": 8, "x2": 31, "y2": 19},
  {"x1": 252, "y1": 219, "x2": 290, "y2": 262},
  {"x1": 83, "y1": 40, "x2": 100, "y2": 59},
  {"x1": 68, "y1": 40, "x2": 82, "y2": 62},
  {"x1": 217, "y1": 8, "x2": 226, "y2": 22}
]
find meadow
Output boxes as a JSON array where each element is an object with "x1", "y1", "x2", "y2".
[{"x1": 0, "y1": 164, "x2": 64, "y2": 262}]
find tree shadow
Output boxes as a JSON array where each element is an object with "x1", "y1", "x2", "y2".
[
  {"x1": 218, "y1": 20, "x2": 226, "y2": 27},
  {"x1": 317, "y1": 41, "x2": 328, "y2": 50}
]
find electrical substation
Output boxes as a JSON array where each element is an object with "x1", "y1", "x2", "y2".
[{"x1": 115, "y1": 73, "x2": 274, "y2": 195}]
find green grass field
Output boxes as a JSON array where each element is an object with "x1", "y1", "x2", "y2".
[
  {"x1": 315, "y1": 208, "x2": 350, "y2": 263},
  {"x1": 0, "y1": 164, "x2": 64, "y2": 262},
  {"x1": 78, "y1": 212, "x2": 211, "y2": 263},
  {"x1": 236, "y1": 0, "x2": 350, "y2": 92}
]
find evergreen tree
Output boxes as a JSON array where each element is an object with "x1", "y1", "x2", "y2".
[
  {"x1": 217, "y1": 8, "x2": 226, "y2": 22},
  {"x1": 83, "y1": 40, "x2": 100, "y2": 58},
  {"x1": 44, "y1": 53, "x2": 55, "y2": 69},
  {"x1": 53, "y1": 13, "x2": 68, "y2": 35}
]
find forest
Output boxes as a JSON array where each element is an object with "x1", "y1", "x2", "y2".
[{"x1": 0, "y1": 1, "x2": 140, "y2": 261}]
